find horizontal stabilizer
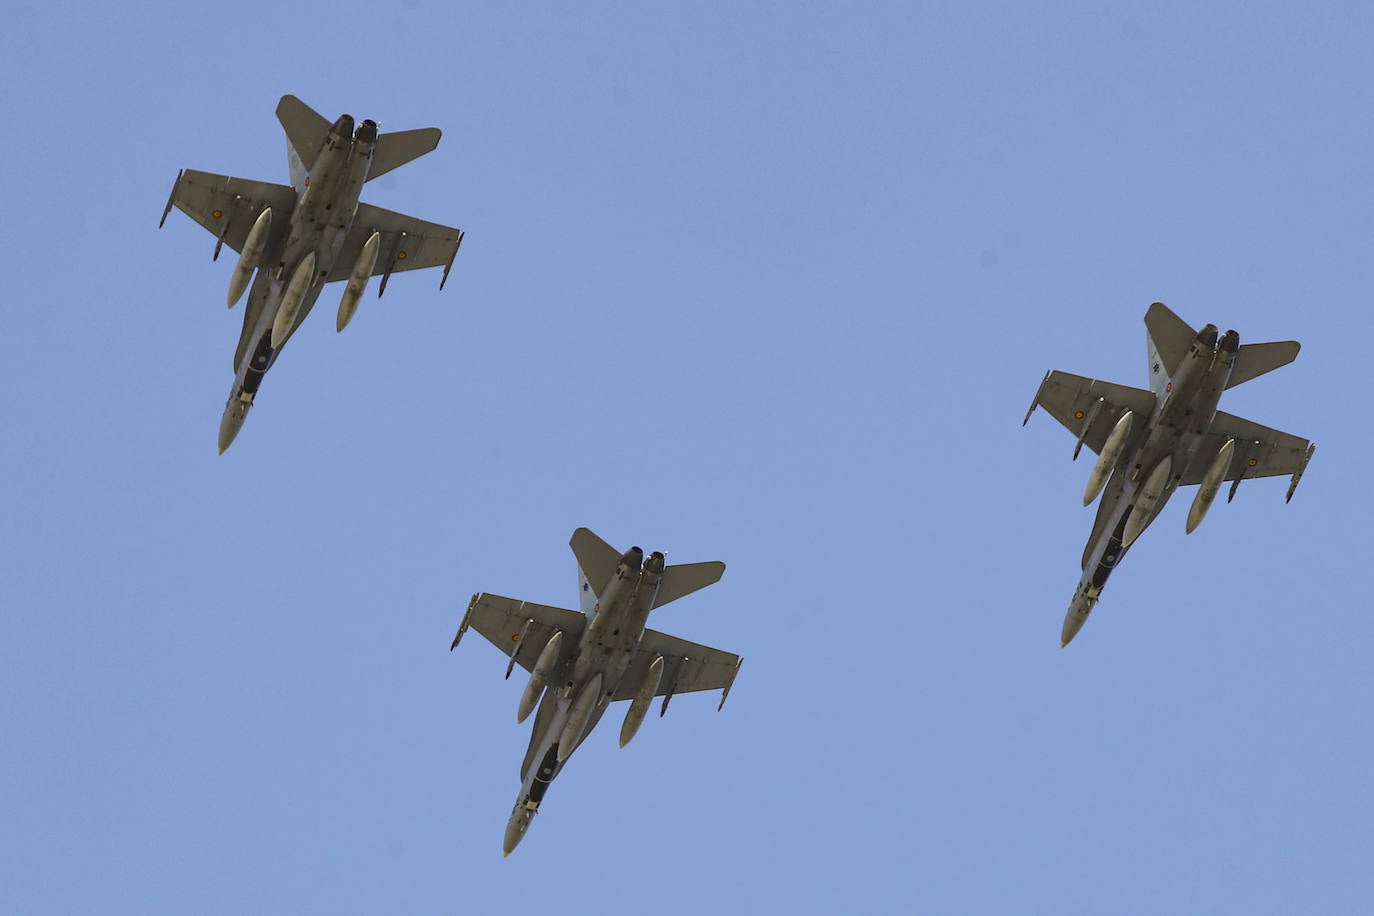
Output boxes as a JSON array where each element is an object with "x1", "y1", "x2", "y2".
[
  {"x1": 653, "y1": 561, "x2": 726, "y2": 609},
  {"x1": 368, "y1": 127, "x2": 442, "y2": 181},
  {"x1": 1225, "y1": 340, "x2": 1300, "y2": 389}
]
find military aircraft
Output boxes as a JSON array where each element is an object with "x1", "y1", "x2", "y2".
[
  {"x1": 451, "y1": 528, "x2": 743, "y2": 856},
  {"x1": 159, "y1": 95, "x2": 465, "y2": 452},
  {"x1": 1023, "y1": 302, "x2": 1315, "y2": 647}
]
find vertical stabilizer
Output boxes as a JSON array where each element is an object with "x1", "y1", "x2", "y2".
[
  {"x1": 1144, "y1": 301, "x2": 1195, "y2": 397},
  {"x1": 569, "y1": 528, "x2": 621, "y2": 608},
  {"x1": 275, "y1": 95, "x2": 330, "y2": 192}
]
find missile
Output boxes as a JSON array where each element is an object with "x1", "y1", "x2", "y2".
[
  {"x1": 1083, "y1": 410, "x2": 1134, "y2": 506},
  {"x1": 271, "y1": 251, "x2": 316, "y2": 349},
  {"x1": 1186, "y1": 438, "x2": 1235, "y2": 534},
  {"x1": 1286, "y1": 443, "x2": 1316, "y2": 503},
  {"x1": 336, "y1": 231, "x2": 381, "y2": 332},
  {"x1": 517, "y1": 631, "x2": 563, "y2": 724},
  {"x1": 557, "y1": 672, "x2": 602, "y2": 763},
  {"x1": 227, "y1": 208, "x2": 273, "y2": 308},
  {"x1": 619, "y1": 656, "x2": 664, "y2": 748},
  {"x1": 1121, "y1": 455, "x2": 1172, "y2": 547}
]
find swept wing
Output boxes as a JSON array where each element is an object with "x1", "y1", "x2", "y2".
[
  {"x1": 1182, "y1": 411, "x2": 1314, "y2": 485},
  {"x1": 611, "y1": 628, "x2": 742, "y2": 706},
  {"x1": 458, "y1": 593, "x2": 584, "y2": 672},
  {"x1": 160, "y1": 169, "x2": 296, "y2": 253},
  {"x1": 1025, "y1": 370, "x2": 1157, "y2": 455},
  {"x1": 327, "y1": 201, "x2": 464, "y2": 290}
]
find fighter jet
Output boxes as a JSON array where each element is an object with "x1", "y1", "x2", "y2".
[
  {"x1": 159, "y1": 95, "x2": 465, "y2": 452},
  {"x1": 1023, "y1": 302, "x2": 1315, "y2": 647},
  {"x1": 451, "y1": 528, "x2": 743, "y2": 856}
]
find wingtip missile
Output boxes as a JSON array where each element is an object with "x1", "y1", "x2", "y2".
[
  {"x1": 1023, "y1": 371, "x2": 1051, "y2": 426},
  {"x1": 159, "y1": 170, "x2": 182, "y2": 229},
  {"x1": 450, "y1": 595, "x2": 477, "y2": 651},
  {"x1": 1285, "y1": 443, "x2": 1316, "y2": 503},
  {"x1": 439, "y1": 230, "x2": 463, "y2": 291},
  {"x1": 717, "y1": 657, "x2": 743, "y2": 712}
]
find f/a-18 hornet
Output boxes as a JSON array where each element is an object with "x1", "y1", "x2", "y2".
[
  {"x1": 160, "y1": 95, "x2": 465, "y2": 452},
  {"x1": 451, "y1": 528, "x2": 743, "y2": 856},
  {"x1": 1023, "y1": 302, "x2": 1315, "y2": 647}
]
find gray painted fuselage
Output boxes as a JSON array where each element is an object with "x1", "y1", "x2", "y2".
[
  {"x1": 218, "y1": 115, "x2": 377, "y2": 451},
  {"x1": 1063, "y1": 325, "x2": 1239, "y2": 645},
  {"x1": 503, "y1": 547, "x2": 664, "y2": 856}
]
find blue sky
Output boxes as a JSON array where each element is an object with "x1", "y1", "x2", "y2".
[{"x1": 2, "y1": 3, "x2": 1370, "y2": 913}]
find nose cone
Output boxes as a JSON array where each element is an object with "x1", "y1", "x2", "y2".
[
  {"x1": 1060, "y1": 592, "x2": 1095, "y2": 648},
  {"x1": 217, "y1": 396, "x2": 252, "y2": 454},
  {"x1": 503, "y1": 806, "x2": 534, "y2": 857}
]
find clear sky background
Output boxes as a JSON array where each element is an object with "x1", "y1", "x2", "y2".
[{"x1": 2, "y1": 3, "x2": 1369, "y2": 913}]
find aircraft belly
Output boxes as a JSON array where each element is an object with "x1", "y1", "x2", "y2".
[
  {"x1": 521, "y1": 689, "x2": 564, "y2": 783},
  {"x1": 1083, "y1": 474, "x2": 1128, "y2": 570}
]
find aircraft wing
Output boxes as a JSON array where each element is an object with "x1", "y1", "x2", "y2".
[
  {"x1": 159, "y1": 169, "x2": 296, "y2": 252},
  {"x1": 1024, "y1": 370, "x2": 1158, "y2": 455},
  {"x1": 455, "y1": 593, "x2": 585, "y2": 672},
  {"x1": 327, "y1": 202, "x2": 465, "y2": 289},
  {"x1": 611, "y1": 628, "x2": 742, "y2": 706},
  {"x1": 1181, "y1": 411, "x2": 1314, "y2": 485}
]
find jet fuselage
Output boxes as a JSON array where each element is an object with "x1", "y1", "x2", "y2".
[
  {"x1": 218, "y1": 115, "x2": 379, "y2": 451},
  {"x1": 503, "y1": 547, "x2": 666, "y2": 855},
  {"x1": 1063, "y1": 324, "x2": 1240, "y2": 644}
]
